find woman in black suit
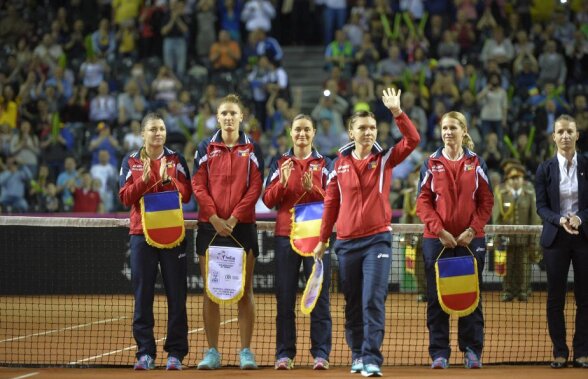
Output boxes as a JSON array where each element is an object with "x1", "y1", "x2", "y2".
[{"x1": 535, "y1": 114, "x2": 588, "y2": 369}]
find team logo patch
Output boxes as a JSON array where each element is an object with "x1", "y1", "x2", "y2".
[
  {"x1": 368, "y1": 161, "x2": 377, "y2": 170},
  {"x1": 309, "y1": 163, "x2": 321, "y2": 171},
  {"x1": 464, "y1": 164, "x2": 474, "y2": 171},
  {"x1": 238, "y1": 149, "x2": 250, "y2": 157}
]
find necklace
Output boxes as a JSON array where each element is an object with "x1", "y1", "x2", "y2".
[
  {"x1": 352, "y1": 150, "x2": 370, "y2": 160},
  {"x1": 443, "y1": 148, "x2": 463, "y2": 161}
]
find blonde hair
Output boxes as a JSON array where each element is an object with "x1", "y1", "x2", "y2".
[
  {"x1": 218, "y1": 93, "x2": 244, "y2": 111},
  {"x1": 440, "y1": 111, "x2": 474, "y2": 150}
]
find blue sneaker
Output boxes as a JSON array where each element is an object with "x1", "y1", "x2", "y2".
[
  {"x1": 197, "y1": 348, "x2": 221, "y2": 370},
  {"x1": 361, "y1": 363, "x2": 382, "y2": 377},
  {"x1": 350, "y1": 358, "x2": 363, "y2": 373},
  {"x1": 166, "y1": 356, "x2": 182, "y2": 370},
  {"x1": 133, "y1": 354, "x2": 155, "y2": 370},
  {"x1": 464, "y1": 347, "x2": 482, "y2": 369},
  {"x1": 239, "y1": 348, "x2": 258, "y2": 370},
  {"x1": 431, "y1": 357, "x2": 449, "y2": 369}
]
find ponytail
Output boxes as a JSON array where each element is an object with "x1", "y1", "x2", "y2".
[{"x1": 462, "y1": 133, "x2": 475, "y2": 150}]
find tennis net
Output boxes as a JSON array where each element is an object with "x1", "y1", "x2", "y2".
[{"x1": 0, "y1": 216, "x2": 571, "y2": 367}]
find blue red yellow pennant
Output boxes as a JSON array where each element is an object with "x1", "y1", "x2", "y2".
[
  {"x1": 140, "y1": 191, "x2": 185, "y2": 248},
  {"x1": 290, "y1": 202, "x2": 324, "y2": 257},
  {"x1": 435, "y1": 254, "x2": 479, "y2": 317}
]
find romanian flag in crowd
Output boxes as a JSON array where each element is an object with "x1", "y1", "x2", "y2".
[
  {"x1": 405, "y1": 244, "x2": 416, "y2": 275},
  {"x1": 494, "y1": 249, "x2": 507, "y2": 277},
  {"x1": 290, "y1": 202, "x2": 324, "y2": 257},
  {"x1": 435, "y1": 255, "x2": 479, "y2": 317},
  {"x1": 140, "y1": 191, "x2": 185, "y2": 249}
]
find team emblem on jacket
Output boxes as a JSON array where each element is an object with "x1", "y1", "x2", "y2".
[
  {"x1": 309, "y1": 163, "x2": 321, "y2": 171},
  {"x1": 464, "y1": 164, "x2": 474, "y2": 171},
  {"x1": 238, "y1": 149, "x2": 250, "y2": 157},
  {"x1": 368, "y1": 161, "x2": 377, "y2": 170}
]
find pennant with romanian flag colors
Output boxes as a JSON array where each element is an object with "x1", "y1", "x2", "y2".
[
  {"x1": 290, "y1": 202, "x2": 324, "y2": 257},
  {"x1": 301, "y1": 258, "x2": 323, "y2": 315},
  {"x1": 435, "y1": 252, "x2": 480, "y2": 317},
  {"x1": 140, "y1": 191, "x2": 185, "y2": 249}
]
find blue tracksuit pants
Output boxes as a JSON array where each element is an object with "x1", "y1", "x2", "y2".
[
  {"x1": 335, "y1": 232, "x2": 391, "y2": 366},
  {"x1": 274, "y1": 236, "x2": 332, "y2": 360},
  {"x1": 422, "y1": 237, "x2": 486, "y2": 360},
  {"x1": 130, "y1": 235, "x2": 188, "y2": 360}
]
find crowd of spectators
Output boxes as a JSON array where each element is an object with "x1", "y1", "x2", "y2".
[{"x1": 0, "y1": 0, "x2": 586, "y2": 214}]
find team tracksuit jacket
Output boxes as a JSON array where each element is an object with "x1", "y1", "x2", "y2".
[
  {"x1": 263, "y1": 148, "x2": 332, "y2": 236},
  {"x1": 192, "y1": 130, "x2": 263, "y2": 223}
]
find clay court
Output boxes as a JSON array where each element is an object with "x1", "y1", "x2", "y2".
[{"x1": 1, "y1": 293, "x2": 585, "y2": 378}]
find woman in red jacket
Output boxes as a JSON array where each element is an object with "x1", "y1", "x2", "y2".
[
  {"x1": 119, "y1": 112, "x2": 192, "y2": 371},
  {"x1": 263, "y1": 114, "x2": 332, "y2": 370},
  {"x1": 416, "y1": 111, "x2": 494, "y2": 369},
  {"x1": 314, "y1": 88, "x2": 420, "y2": 377},
  {"x1": 192, "y1": 94, "x2": 264, "y2": 370}
]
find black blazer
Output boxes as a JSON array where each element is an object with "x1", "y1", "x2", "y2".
[{"x1": 535, "y1": 154, "x2": 588, "y2": 248}]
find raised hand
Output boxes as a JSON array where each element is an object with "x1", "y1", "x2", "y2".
[
  {"x1": 382, "y1": 87, "x2": 402, "y2": 117},
  {"x1": 280, "y1": 158, "x2": 294, "y2": 187},
  {"x1": 142, "y1": 157, "x2": 151, "y2": 183},
  {"x1": 159, "y1": 156, "x2": 168, "y2": 181},
  {"x1": 302, "y1": 170, "x2": 313, "y2": 192}
]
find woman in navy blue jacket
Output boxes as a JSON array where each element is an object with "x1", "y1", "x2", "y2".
[{"x1": 535, "y1": 114, "x2": 588, "y2": 369}]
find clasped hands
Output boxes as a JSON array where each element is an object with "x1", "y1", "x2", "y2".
[
  {"x1": 210, "y1": 214, "x2": 238, "y2": 237},
  {"x1": 438, "y1": 228, "x2": 475, "y2": 248},
  {"x1": 560, "y1": 214, "x2": 582, "y2": 235}
]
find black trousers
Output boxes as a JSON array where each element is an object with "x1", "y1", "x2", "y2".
[{"x1": 542, "y1": 232, "x2": 588, "y2": 360}]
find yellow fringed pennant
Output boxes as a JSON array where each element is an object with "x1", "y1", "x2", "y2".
[
  {"x1": 435, "y1": 248, "x2": 480, "y2": 317},
  {"x1": 300, "y1": 258, "x2": 324, "y2": 315},
  {"x1": 290, "y1": 202, "x2": 324, "y2": 257},
  {"x1": 205, "y1": 245, "x2": 246, "y2": 305},
  {"x1": 140, "y1": 191, "x2": 185, "y2": 249}
]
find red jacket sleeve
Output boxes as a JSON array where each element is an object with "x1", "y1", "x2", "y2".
[
  {"x1": 119, "y1": 154, "x2": 156, "y2": 207},
  {"x1": 232, "y1": 143, "x2": 264, "y2": 221},
  {"x1": 319, "y1": 170, "x2": 340, "y2": 242},
  {"x1": 262, "y1": 156, "x2": 286, "y2": 209},
  {"x1": 416, "y1": 163, "x2": 445, "y2": 236},
  {"x1": 169, "y1": 153, "x2": 192, "y2": 204},
  {"x1": 192, "y1": 142, "x2": 218, "y2": 217},
  {"x1": 470, "y1": 161, "x2": 495, "y2": 234},
  {"x1": 388, "y1": 112, "x2": 421, "y2": 167}
]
